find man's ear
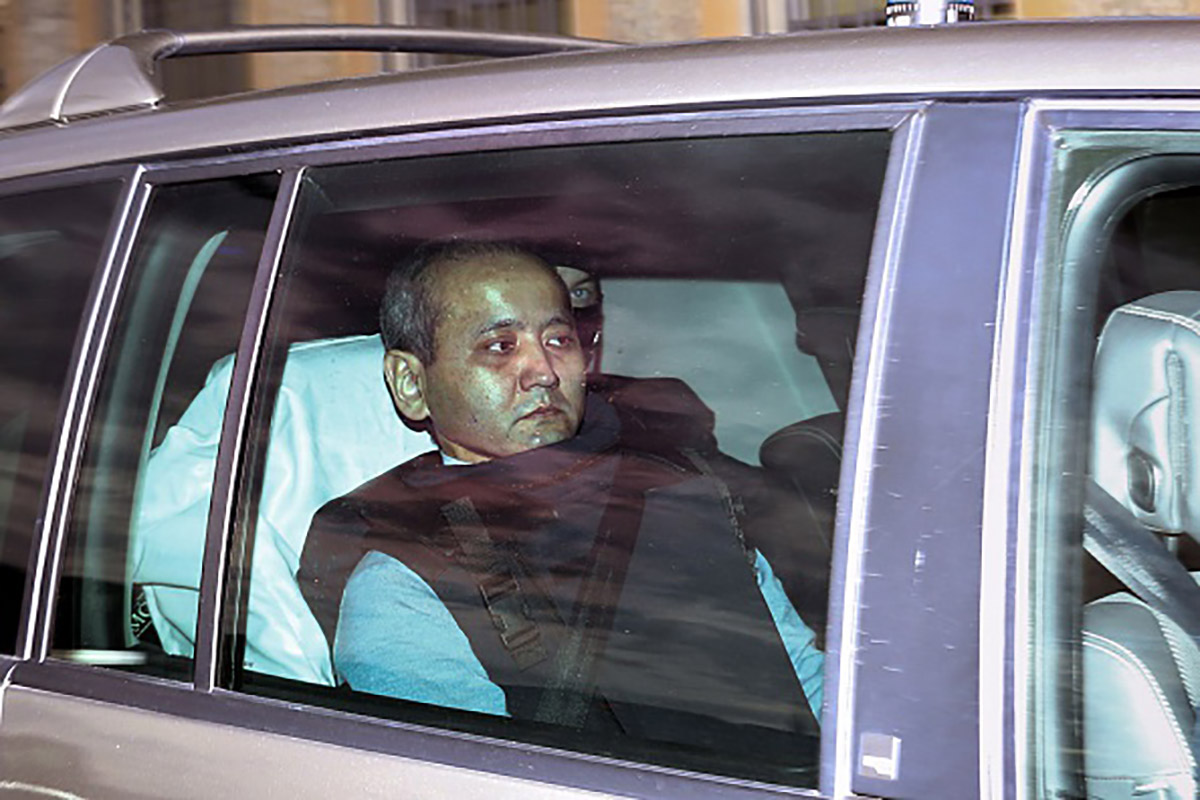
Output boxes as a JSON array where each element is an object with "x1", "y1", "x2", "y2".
[{"x1": 383, "y1": 350, "x2": 430, "y2": 422}]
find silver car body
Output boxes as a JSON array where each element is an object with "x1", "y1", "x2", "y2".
[{"x1": 0, "y1": 18, "x2": 1195, "y2": 799}]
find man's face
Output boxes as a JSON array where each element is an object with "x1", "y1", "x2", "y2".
[{"x1": 412, "y1": 254, "x2": 586, "y2": 463}]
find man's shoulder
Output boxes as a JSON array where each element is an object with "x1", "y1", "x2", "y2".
[
  {"x1": 594, "y1": 373, "x2": 720, "y2": 458},
  {"x1": 312, "y1": 450, "x2": 444, "y2": 523}
]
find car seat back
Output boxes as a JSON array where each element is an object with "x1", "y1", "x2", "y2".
[
  {"x1": 601, "y1": 278, "x2": 836, "y2": 465},
  {"x1": 132, "y1": 334, "x2": 431, "y2": 683}
]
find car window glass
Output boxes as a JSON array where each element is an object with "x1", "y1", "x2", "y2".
[
  {"x1": 1033, "y1": 135, "x2": 1200, "y2": 800},
  {"x1": 51, "y1": 174, "x2": 278, "y2": 680},
  {"x1": 213, "y1": 131, "x2": 889, "y2": 787},
  {"x1": 0, "y1": 181, "x2": 121, "y2": 655}
]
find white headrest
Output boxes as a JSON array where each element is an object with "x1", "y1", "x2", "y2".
[
  {"x1": 133, "y1": 334, "x2": 433, "y2": 683},
  {"x1": 1092, "y1": 291, "x2": 1200, "y2": 537}
]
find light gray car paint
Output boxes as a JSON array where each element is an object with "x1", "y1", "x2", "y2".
[
  {"x1": 0, "y1": 26, "x2": 618, "y2": 129},
  {"x1": 1, "y1": 20, "x2": 1200, "y2": 184},
  {"x1": 0, "y1": 684, "x2": 618, "y2": 800}
]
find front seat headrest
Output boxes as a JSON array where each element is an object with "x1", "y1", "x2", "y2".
[
  {"x1": 759, "y1": 411, "x2": 844, "y2": 544},
  {"x1": 793, "y1": 307, "x2": 858, "y2": 411},
  {"x1": 1092, "y1": 290, "x2": 1200, "y2": 537}
]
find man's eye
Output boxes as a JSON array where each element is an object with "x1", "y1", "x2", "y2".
[
  {"x1": 484, "y1": 339, "x2": 514, "y2": 354},
  {"x1": 546, "y1": 334, "x2": 577, "y2": 349}
]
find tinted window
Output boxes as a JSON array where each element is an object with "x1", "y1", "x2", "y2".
[
  {"x1": 208, "y1": 132, "x2": 888, "y2": 786},
  {"x1": 0, "y1": 181, "x2": 120, "y2": 655},
  {"x1": 1034, "y1": 136, "x2": 1200, "y2": 799},
  {"x1": 51, "y1": 174, "x2": 277, "y2": 679}
]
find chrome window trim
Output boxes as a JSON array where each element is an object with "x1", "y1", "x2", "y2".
[
  {"x1": 2, "y1": 654, "x2": 17, "y2": 684},
  {"x1": 0, "y1": 106, "x2": 923, "y2": 192},
  {"x1": 18, "y1": 166, "x2": 147, "y2": 663},
  {"x1": 978, "y1": 101, "x2": 1055, "y2": 800},
  {"x1": 822, "y1": 109, "x2": 925, "y2": 800},
  {"x1": 11, "y1": 102, "x2": 918, "y2": 798},
  {"x1": 194, "y1": 168, "x2": 301, "y2": 693},
  {"x1": 0, "y1": 164, "x2": 134, "y2": 200},
  {"x1": 131, "y1": 103, "x2": 924, "y2": 181},
  {"x1": 1032, "y1": 96, "x2": 1200, "y2": 126}
]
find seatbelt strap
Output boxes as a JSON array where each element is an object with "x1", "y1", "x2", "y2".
[
  {"x1": 1082, "y1": 480, "x2": 1200, "y2": 774},
  {"x1": 1083, "y1": 481, "x2": 1200, "y2": 640},
  {"x1": 534, "y1": 451, "x2": 647, "y2": 729},
  {"x1": 441, "y1": 497, "x2": 549, "y2": 671},
  {"x1": 680, "y1": 448, "x2": 754, "y2": 565}
]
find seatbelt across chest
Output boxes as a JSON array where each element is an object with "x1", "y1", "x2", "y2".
[
  {"x1": 439, "y1": 451, "x2": 652, "y2": 729},
  {"x1": 440, "y1": 497, "x2": 549, "y2": 671},
  {"x1": 1082, "y1": 480, "x2": 1200, "y2": 776},
  {"x1": 533, "y1": 449, "x2": 647, "y2": 729}
]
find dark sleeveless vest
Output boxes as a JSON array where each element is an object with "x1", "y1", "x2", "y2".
[{"x1": 299, "y1": 379, "x2": 821, "y2": 763}]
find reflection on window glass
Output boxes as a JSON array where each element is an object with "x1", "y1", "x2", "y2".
[
  {"x1": 52, "y1": 174, "x2": 277, "y2": 679},
  {"x1": 1037, "y1": 140, "x2": 1200, "y2": 800},
  {"x1": 194, "y1": 132, "x2": 889, "y2": 785},
  {"x1": 0, "y1": 181, "x2": 120, "y2": 655}
]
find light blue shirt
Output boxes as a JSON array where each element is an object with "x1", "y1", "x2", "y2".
[{"x1": 334, "y1": 547, "x2": 825, "y2": 720}]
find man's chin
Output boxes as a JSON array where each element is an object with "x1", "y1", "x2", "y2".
[{"x1": 513, "y1": 417, "x2": 577, "y2": 450}]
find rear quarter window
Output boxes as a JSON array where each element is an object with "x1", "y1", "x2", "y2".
[{"x1": 0, "y1": 180, "x2": 121, "y2": 655}]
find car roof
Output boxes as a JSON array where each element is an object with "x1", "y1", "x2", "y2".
[{"x1": 2, "y1": 18, "x2": 1200, "y2": 183}]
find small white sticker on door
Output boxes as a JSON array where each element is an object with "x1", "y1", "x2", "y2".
[{"x1": 859, "y1": 732, "x2": 901, "y2": 780}]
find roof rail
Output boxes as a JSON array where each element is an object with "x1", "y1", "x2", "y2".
[{"x1": 0, "y1": 25, "x2": 621, "y2": 130}]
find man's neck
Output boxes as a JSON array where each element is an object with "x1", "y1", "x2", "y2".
[{"x1": 440, "y1": 451, "x2": 474, "y2": 467}]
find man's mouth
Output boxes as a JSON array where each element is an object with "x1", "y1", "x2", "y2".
[{"x1": 519, "y1": 404, "x2": 564, "y2": 421}]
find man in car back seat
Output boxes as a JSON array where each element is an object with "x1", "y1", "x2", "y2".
[{"x1": 298, "y1": 241, "x2": 825, "y2": 757}]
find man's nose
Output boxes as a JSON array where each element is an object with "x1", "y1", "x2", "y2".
[{"x1": 519, "y1": 343, "x2": 560, "y2": 391}]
